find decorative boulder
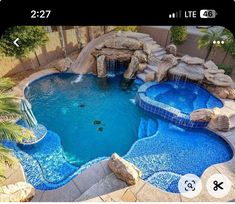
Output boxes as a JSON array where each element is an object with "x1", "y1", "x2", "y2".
[
  {"x1": 166, "y1": 44, "x2": 177, "y2": 56},
  {"x1": 217, "y1": 115, "x2": 230, "y2": 131},
  {"x1": 0, "y1": 182, "x2": 35, "y2": 202},
  {"x1": 124, "y1": 56, "x2": 139, "y2": 79},
  {"x1": 108, "y1": 153, "x2": 142, "y2": 185},
  {"x1": 54, "y1": 57, "x2": 73, "y2": 72},
  {"x1": 97, "y1": 55, "x2": 106, "y2": 77},
  {"x1": 203, "y1": 60, "x2": 218, "y2": 70},
  {"x1": 190, "y1": 108, "x2": 215, "y2": 122},
  {"x1": 104, "y1": 37, "x2": 142, "y2": 50},
  {"x1": 207, "y1": 86, "x2": 235, "y2": 100},
  {"x1": 133, "y1": 50, "x2": 147, "y2": 63},
  {"x1": 204, "y1": 70, "x2": 233, "y2": 87},
  {"x1": 181, "y1": 55, "x2": 204, "y2": 65},
  {"x1": 156, "y1": 54, "x2": 178, "y2": 82},
  {"x1": 138, "y1": 63, "x2": 147, "y2": 72},
  {"x1": 169, "y1": 62, "x2": 205, "y2": 81}
]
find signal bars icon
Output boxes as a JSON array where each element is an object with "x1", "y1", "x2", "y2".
[{"x1": 169, "y1": 10, "x2": 182, "y2": 18}]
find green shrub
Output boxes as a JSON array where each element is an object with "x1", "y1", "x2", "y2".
[
  {"x1": 170, "y1": 26, "x2": 188, "y2": 45},
  {"x1": 0, "y1": 26, "x2": 48, "y2": 58},
  {"x1": 218, "y1": 63, "x2": 233, "y2": 75},
  {"x1": 115, "y1": 26, "x2": 137, "y2": 32}
]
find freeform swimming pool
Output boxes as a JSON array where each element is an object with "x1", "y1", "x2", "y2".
[{"x1": 8, "y1": 73, "x2": 233, "y2": 192}]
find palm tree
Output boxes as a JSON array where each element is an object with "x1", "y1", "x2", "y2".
[
  {"x1": 0, "y1": 78, "x2": 34, "y2": 181},
  {"x1": 198, "y1": 27, "x2": 226, "y2": 61}
]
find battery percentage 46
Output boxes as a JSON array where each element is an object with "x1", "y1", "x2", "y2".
[{"x1": 200, "y1": 10, "x2": 217, "y2": 18}]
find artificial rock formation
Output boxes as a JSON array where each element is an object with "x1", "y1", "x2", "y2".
[
  {"x1": 123, "y1": 56, "x2": 139, "y2": 79},
  {"x1": 143, "y1": 42, "x2": 161, "y2": 55},
  {"x1": 54, "y1": 57, "x2": 73, "y2": 72},
  {"x1": 166, "y1": 44, "x2": 177, "y2": 56},
  {"x1": 156, "y1": 54, "x2": 178, "y2": 82},
  {"x1": 206, "y1": 86, "x2": 235, "y2": 100},
  {"x1": 133, "y1": 50, "x2": 147, "y2": 63},
  {"x1": 104, "y1": 36, "x2": 142, "y2": 50},
  {"x1": 203, "y1": 60, "x2": 218, "y2": 70},
  {"x1": 181, "y1": 55, "x2": 205, "y2": 65},
  {"x1": 169, "y1": 62, "x2": 205, "y2": 81},
  {"x1": 190, "y1": 109, "x2": 215, "y2": 122},
  {"x1": 96, "y1": 55, "x2": 107, "y2": 77},
  {"x1": 108, "y1": 153, "x2": 142, "y2": 185},
  {"x1": 209, "y1": 114, "x2": 230, "y2": 132},
  {"x1": 204, "y1": 69, "x2": 233, "y2": 87},
  {"x1": 0, "y1": 182, "x2": 35, "y2": 202}
]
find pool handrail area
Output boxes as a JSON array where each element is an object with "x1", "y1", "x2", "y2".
[{"x1": 136, "y1": 82, "x2": 208, "y2": 128}]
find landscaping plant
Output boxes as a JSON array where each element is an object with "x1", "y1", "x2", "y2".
[
  {"x1": 0, "y1": 78, "x2": 33, "y2": 181},
  {"x1": 170, "y1": 26, "x2": 188, "y2": 45}
]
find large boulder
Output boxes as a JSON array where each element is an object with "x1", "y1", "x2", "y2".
[
  {"x1": 96, "y1": 55, "x2": 106, "y2": 77},
  {"x1": 133, "y1": 50, "x2": 147, "y2": 63},
  {"x1": 166, "y1": 44, "x2": 177, "y2": 56},
  {"x1": 190, "y1": 108, "x2": 215, "y2": 122},
  {"x1": 108, "y1": 153, "x2": 142, "y2": 185},
  {"x1": 54, "y1": 57, "x2": 73, "y2": 72},
  {"x1": 209, "y1": 114, "x2": 230, "y2": 132},
  {"x1": 169, "y1": 62, "x2": 205, "y2": 81},
  {"x1": 156, "y1": 54, "x2": 178, "y2": 82},
  {"x1": 104, "y1": 37, "x2": 142, "y2": 50},
  {"x1": 124, "y1": 56, "x2": 139, "y2": 79},
  {"x1": 0, "y1": 182, "x2": 35, "y2": 202},
  {"x1": 138, "y1": 63, "x2": 148, "y2": 72},
  {"x1": 204, "y1": 69, "x2": 233, "y2": 87},
  {"x1": 181, "y1": 55, "x2": 205, "y2": 65},
  {"x1": 203, "y1": 60, "x2": 218, "y2": 70},
  {"x1": 207, "y1": 86, "x2": 235, "y2": 100}
]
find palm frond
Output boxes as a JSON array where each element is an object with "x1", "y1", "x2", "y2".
[
  {"x1": 0, "y1": 78, "x2": 15, "y2": 91},
  {"x1": 0, "y1": 92, "x2": 21, "y2": 119},
  {"x1": 0, "y1": 145, "x2": 18, "y2": 181},
  {"x1": 0, "y1": 122, "x2": 34, "y2": 142},
  {"x1": 0, "y1": 145, "x2": 17, "y2": 166}
]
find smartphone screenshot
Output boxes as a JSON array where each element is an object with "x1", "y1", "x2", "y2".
[{"x1": 0, "y1": 0, "x2": 235, "y2": 202}]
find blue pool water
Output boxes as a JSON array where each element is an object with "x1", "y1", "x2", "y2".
[
  {"x1": 146, "y1": 80, "x2": 223, "y2": 114},
  {"x1": 7, "y1": 73, "x2": 232, "y2": 192},
  {"x1": 25, "y1": 74, "x2": 144, "y2": 166}
]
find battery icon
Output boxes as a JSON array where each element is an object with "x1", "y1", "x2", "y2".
[{"x1": 200, "y1": 10, "x2": 217, "y2": 18}]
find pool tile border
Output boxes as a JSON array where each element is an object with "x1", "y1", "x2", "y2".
[
  {"x1": 12, "y1": 69, "x2": 235, "y2": 202},
  {"x1": 136, "y1": 82, "x2": 211, "y2": 128}
]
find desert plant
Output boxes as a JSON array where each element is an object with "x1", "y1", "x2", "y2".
[
  {"x1": 170, "y1": 26, "x2": 188, "y2": 45},
  {"x1": 115, "y1": 26, "x2": 138, "y2": 32},
  {"x1": 0, "y1": 78, "x2": 34, "y2": 180},
  {"x1": 218, "y1": 63, "x2": 233, "y2": 75}
]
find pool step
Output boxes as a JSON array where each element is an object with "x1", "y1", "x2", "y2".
[
  {"x1": 137, "y1": 73, "x2": 146, "y2": 81},
  {"x1": 138, "y1": 118, "x2": 158, "y2": 139},
  {"x1": 152, "y1": 49, "x2": 166, "y2": 57},
  {"x1": 146, "y1": 64, "x2": 159, "y2": 72}
]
